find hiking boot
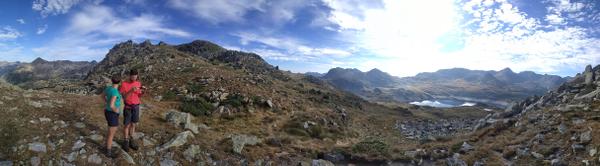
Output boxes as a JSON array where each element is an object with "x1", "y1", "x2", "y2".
[
  {"x1": 129, "y1": 139, "x2": 139, "y2": 150},
  {"x1": 123, "y1": 139, "x2": 130, "y2": 152},
  {"x1": 105, "y1": 148, "x2": 117, "y2": 158}
]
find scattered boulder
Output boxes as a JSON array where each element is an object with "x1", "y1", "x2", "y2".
[
  {"x1": 30, "y1": 157, "x2": 40, "y2": 166},
  {"x1": 231, "y1": 134, "x2": 260, "y2": 154},
  {"x1": 87, "y1": 153, "x2": 102, "y2": 164},
  {"x1": 531, "y1": 152, "x2": 544, "y2": 159},
  {"x1": 158, "y1": 131, "x2": 194, "y2": 151},
  {"x1": 0, "y1": 161, "x2": 12, "y2": 166},
  {"x1": 557, "y1": 123, "x2": 567, "y2": 134},
  {"x1": 132, "y1": 132, "x2": 145, "y2": 140},
  {"x1": 584, "y1": 65, "x2": 595, "y2": 85},
  {"x1": 311, "y1": 159, "x2": 334, "y2": 166},
  {"x1": 143, "y1": 137, "x2": 157, "y2": 147},
  {"x1": 460, "y1": 142, "x2": 474, "y2": 152},
  {"x1": 38, "y1": 117, "x2": 51, "y2": 123},
  {"x1": 183, "y1": 145, "x2": 201, "y2": 161},
  {"x1": 73, "y1": 122, "x2": 86, "y2": 128},
  {"x1": 28, "y1": 142, "x2": 47, "y2": 153},
  {"x1": 551, "y1": 158, "x2": 565, "y2": 166},
  {"x1": 572, "y1": 144, "x2": 586, "y2": 153},
  {"x1": 63, "y1": 152, "x2": 78, "y2": 162},
  {"x1": 159, "y1": 158, "x2": 178, "y2": 166},
  {"x1": 120, "y1": 149, "x2": 136, "y2": 164},
  {"x1": 72, "y1": 140, "x2": 86, "y2": 150},
  {"x1": 266, "y1": 99, "x2": 274, "y2": 108},
  {"x1": 446, "y1": 153, "x2": 467, "y2": 166},
  {"x1": 580, "y1": 130, "x2": 592, "y2": 144},
  {"x1": 323, "y1": 152, "x2": 345, "y2": 163},
  {"x1": 165, "y1": 110, "x2": 201, "y2": 134},
  {"x1": 28, "y1": 101, "x2": 43, "y2": 108},
  {"x1": 88, "y1": 134, "x2": 104, "y2": 142},
  {"x1": 165, "y1": 110, "x2": 191, "y2": 127}
]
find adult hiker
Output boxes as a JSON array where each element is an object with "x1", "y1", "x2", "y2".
[
  {"x1": 103, "y1": 75, "x2": 123, "y2": 158},
  {"x1": 119, "y1": 69, "x2": 145, "y2": 152}
]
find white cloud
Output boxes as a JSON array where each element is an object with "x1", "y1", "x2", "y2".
[
  {"x1": 0, "y1": 26, "x2": 22, "y2": 40},
  {"x1": 32, "y1": 5, "x2": 191, "y2": 61},
  {"x1": 545, "y1": 14, "x2": 564, "y2": 25},
  {"x1": 232, "y1": 31, "x2": 352, "y2": 61},
  {"x1": 37, "y1": 24, "x2": 48, "y2": 35},
  {"x1": 167, "y1": 0, "x2": 311, "y2": 25},
  {"x1": 544, "y1": 0, "x2": 590, "y2": 24},
  {"x1": 32, "y1": 0, "x2": 103, "y2": 17},
  {"x1": 124, "y1": 0, "x2": 145, "y2": 5},
  {"x1": 16, "y1": 19, "x2": 25, "y2": 24},
  {"x1": 314, "y1": 0, "x2": 600, "y2": 76},
  {"x1": 168, "y1": 0, "x2": 266, "y2": 24},
  {"x1": 69, "y1": 5, "x2": 190, "y2": 38},
  {"x1": 0, "y1": 43, "x2": 26, "y2": 62}
]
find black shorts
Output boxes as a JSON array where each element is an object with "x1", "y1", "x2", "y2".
[
  {"x1": 104, "y1": 110, "x2": 119, "y2": 127},
  {"x1": 123, "y1": 104, "x2": 140, "y2": 125}
]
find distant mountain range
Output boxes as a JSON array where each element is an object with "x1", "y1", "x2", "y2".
[
  {"x1": 0, "y1": 57, "x2": 96, "y2": 89},
  {"x1": 312, "y1": 67, "x2": 569, "y2": 107}
]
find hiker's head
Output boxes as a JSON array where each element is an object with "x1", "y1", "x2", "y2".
[
  {"x1": 129, "y1": 69, "x2": 139, "y2": 81},
  {"x1": 111, "y1": 75, "x2": 121, "y2": 85}
]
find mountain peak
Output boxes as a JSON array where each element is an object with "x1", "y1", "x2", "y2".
[
  {"x1": 367, "y1": 68, "x2": 383, "y2": 73},
  {"x1": 140, "y1": 39, "x2": 153, "y2": 47},
  {"x1": 499, "y1": 67, "x2": 514, "y2": 73},
  {"x1": 31, "y1": 57, "x2": 47, "y2": 64}
]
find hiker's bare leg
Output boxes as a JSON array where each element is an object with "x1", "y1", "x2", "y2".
[
  {"x1": 124, "y1": 124, "x2": 130, "y2": 140},
  {"x1": 130, "y1": 123, "x2": 136, "y2": 137},
  {"x1": 106, "y1": 126, "x2": 117, "y2": 149}
]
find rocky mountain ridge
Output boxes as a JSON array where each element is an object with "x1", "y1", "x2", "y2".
[
  {"x1": 0, "y1": 57, "x2": 96, "y2": 90},
  {"x1": 318, "y1": 67, "x2": 568, "y2": 107}
]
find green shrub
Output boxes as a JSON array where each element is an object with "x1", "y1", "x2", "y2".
[
  {"x1": 0, "y1": 116, "x2": 21, "y2": 157},
  {"x1": 351, "y1": 140, "x2": 390, "y2": 157},
  {"x1": 223, "y1": 94, "x2": 244, "y2": 107},
  {"x1": 286, "y1": 128, "x2": 310, "y2": 137},
  {"x1": 180, "y1": 98, "x2": 214, "y2": 116},
  {"x1": 308, "y1": 124, "x2": 324, "y2": 138},
  {"x1": 163, "y1": 90, "x2": 177, "y2": 101},
  {"x1": 450, "y1": 142, "x2": 463, "y2": 153},
  {"x1": 188, "y1": 84, "x2": 203, "y2": 94},
  {"x1": 131, "y1": 63, "x2": 145, "y2": 71}
]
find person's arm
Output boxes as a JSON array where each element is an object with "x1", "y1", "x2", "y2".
[
  {"x1": 119, "y1": 95, "x2": 125, "y2": 111},
  {"x1": 101, "y1": 91, "x2": 106, "y2": 102},
  {"x1": 125, "y1": 86, "x2": 138, "y2": 97},
  {"x1": 110, "y1": 96, "x2": 118, "y2": 113},
  {"x1": 137, "y1": 84, "x2": 144, "y2": 96}
]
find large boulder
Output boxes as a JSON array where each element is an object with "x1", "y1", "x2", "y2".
[
  {"x1": 311, "y1": 159, "x2": 334, "y2": 166},
  {"x1": 158, "y1": 131, "x2": 194, "y2": 151},
  {"x1": 580, "y1": 129, "x2": 592, "y2": 144},
  {"x1": 28, "y1": 142, "x2": 47, "y2": 153},
  {"x1": 446, "y1": 153, "x2": 467, "y2": 166},
  {"x1": 584, "y1": 65, "x2": 595, "y2": 85},
  {"x1": 165, "y1": 110, "x2": 200, "y2": 134},
  {"x1": 231, "y1": 134, "x2": 260, "y2": 154},
  {"x1": 165, "y1": 110, "x2": 191, "y2": 127}
]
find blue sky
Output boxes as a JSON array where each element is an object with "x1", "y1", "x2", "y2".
[{"x1": 0, "y1": 0, "x2": 599, "y2": 77}]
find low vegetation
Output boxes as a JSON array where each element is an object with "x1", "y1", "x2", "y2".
[
  {"x1": 351, "y1": 140, "x2": 390, "y2": 157},
  {"x1": 180, "y1": 98, "x2": 214, "y2": 116}
]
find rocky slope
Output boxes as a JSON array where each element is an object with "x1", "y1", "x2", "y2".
[
  {"x1": 319, "y1": 67, "x2": 567, "y2": 107},
  {"x1": 440, "y1": 64, "x2": 600, "y2": 165}
]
